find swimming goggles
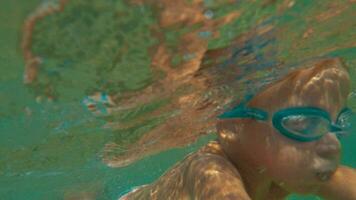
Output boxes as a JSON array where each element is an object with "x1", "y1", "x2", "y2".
[{"x1": 218, "y1": 102, "x2": 353, "y2": 142}]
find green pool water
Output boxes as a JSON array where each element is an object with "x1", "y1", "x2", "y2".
[{"x1": 0, "y1": 1, "x2": 355, "y2": 200}]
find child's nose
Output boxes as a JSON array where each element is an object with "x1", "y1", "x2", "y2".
[{"x1": 315, "y1": 133, "x2": 341, "y2": 158}]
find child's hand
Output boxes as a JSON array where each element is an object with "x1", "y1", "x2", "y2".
[{"x1": 318, "y1": 166, "x2": 356, "y2": 200}]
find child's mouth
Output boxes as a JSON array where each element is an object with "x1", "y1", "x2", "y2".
[
  {"x1": 315, "y1": 170, "x2": 334, "y2": 181},
  {"x1": 312, "y1": 158, "x2": 338, "y2": 182}
]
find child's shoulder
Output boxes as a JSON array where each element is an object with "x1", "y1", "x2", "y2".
[
  {"x1": 123, "y1": 141, "x2": 251, "y2": 200},
  {"x1": 179, "y1": 141, "x2": 251, "y2": 199},
  {"x1": 185, "y1": 141, "x2": 241, "y2": 177}
]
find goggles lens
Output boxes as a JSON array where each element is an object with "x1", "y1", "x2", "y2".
[
  {"x1": 281, "y1": 115, "x2": 329, "y2": 138},
  {"x1": 333, "y1": 108, "x2": 353, "y2": 137},
  {"x1": 336, "y1": 108, "x2": 352, "y2": 129}
]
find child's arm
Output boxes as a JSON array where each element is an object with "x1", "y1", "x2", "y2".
[{"x1": 317, "y1": 166, "x2": 356, "y2": 200}]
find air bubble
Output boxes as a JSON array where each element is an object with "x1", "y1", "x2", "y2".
[{"x1": 204, "y1": 10, "x2": 214, "y2": 19}]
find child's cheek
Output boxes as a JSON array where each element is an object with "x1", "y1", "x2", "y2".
[{"x1": 265, "y1": 145, "x2": 313, "y2": 180}]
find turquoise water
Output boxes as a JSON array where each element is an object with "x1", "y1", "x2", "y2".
[{"x1": 0, "y1": 1, "x2": 355, "y2": 200}]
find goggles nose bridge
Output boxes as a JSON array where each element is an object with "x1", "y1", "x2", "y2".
[
  {"x1": 330, "y1": 123, "x2": 351, "y2": 139},
  {"x1": 330, "y1": 123, "x2": 342, "y2": 132}
]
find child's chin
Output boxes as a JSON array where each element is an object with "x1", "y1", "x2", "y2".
[{"x1": 274, "y1": 168, "x2": 334, "y2": 193}]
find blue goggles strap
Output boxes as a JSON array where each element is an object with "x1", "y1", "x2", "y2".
[
  {"x1": 218, "y1": 94, "x2": 268, "y2": 120},
  {"x1": 218, "y1": 105, "x2": 268, "y2": 121}
]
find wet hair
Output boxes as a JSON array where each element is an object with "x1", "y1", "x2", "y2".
[{"x1": 220, "y1": 57, "x2": 348, "y2": 116}]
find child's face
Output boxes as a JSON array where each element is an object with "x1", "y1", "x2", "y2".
[{"x1": 221, "y1": 59, "x2": 351, "y2": 194}]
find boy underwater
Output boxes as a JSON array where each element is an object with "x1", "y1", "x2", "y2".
[{"x1": 120, "y1": 58, "x2": 356, "y2": 200}]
